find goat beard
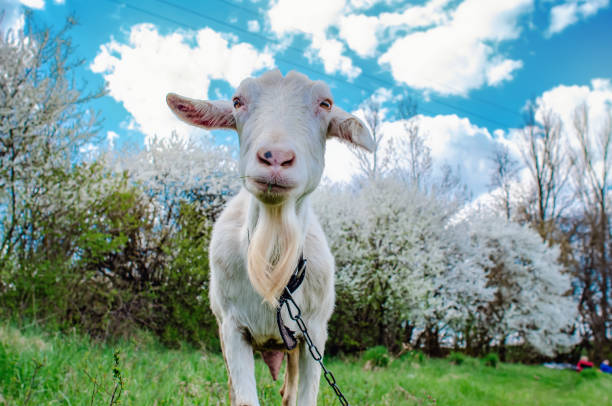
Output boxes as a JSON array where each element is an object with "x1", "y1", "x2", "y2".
[{"x1": 247, "y1": 202, "x2": 303, "y2": 306}]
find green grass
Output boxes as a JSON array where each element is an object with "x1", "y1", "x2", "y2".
[{"x1": 1, "y1": 322, "x2": 610, "y2": 405}]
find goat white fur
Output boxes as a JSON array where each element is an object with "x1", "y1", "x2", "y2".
[{"x1": 167, "y1": 70, "x2": 374, "y2": 406}]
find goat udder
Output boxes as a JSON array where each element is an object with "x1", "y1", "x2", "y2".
[{"x1": 261, "y1": 350, "x2": 285, "y2": 381}]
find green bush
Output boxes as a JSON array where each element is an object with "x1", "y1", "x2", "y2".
[
  {"x1": 448, "y1": 351, "x2": 466, "y2": 365},
  {"x1": 417, "y1": 350, "x2": 427, "y2": 363},
  {"x1": 0, "y1": 167, "x2": 155, "y2": 337},
  {"x1": 400, "y1": 350, "x2": 427, "y2": 363},
  {"x1": 326, "y1": 285, "x2": 382, "y2": 354},
  {"x1": 362, "y1": 346, "x2": 391, "y2": 367},
  {"x1": 0, "y1": 18, "x2": 228, "y2": 351},
  {"x1": 580, "y1": 369, "x2": 599, "y2": 379},
  {"x1": 483, "y1": 352, "x2": 500, "y2": 368},
  {"x1": 0, "y1": 163, "x2": 221, "y2": 349},
  {"x1": 154, "y1": 202, "x2": 218, "y2": 350}
]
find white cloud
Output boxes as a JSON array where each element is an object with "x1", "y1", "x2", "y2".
[
  {"x1": 266, "y1": 0, "x2": 540, "y2": 91},
  {"x1": 347, "y1": 0, "x2": 416, "y2": 11},
  {"x1": 328, "y1": 0, "x2": 453, "y2": 60},
  {"x1": 457, "y1": 78, "x2": 612, "y2": 200},
  {"x1": 377, "y1": 0, "x2": 451, "y2": 28},
  {"x1": 269, "y1": 0, "x2": 344, "y2": 37},
  {"x1": 533, "y1": 78, "x2": 612, "y2": 141},
  {"x1": 323, "y1": 138, "x2": 364, "y2": 183},
  {"x1": 19, "y1": 0, "x2": 44, "y2": 8},
  {"x1": 310, "y1": 36, "x2": 361, "y2": 79},
  {"x1": 549, "y1": 2, "x2": 580, "y2": 35},
  {"x1": 1, "y1": 0, "x2": 64, "y2": 35},
  {"x1": 268, "y1": 0, "x2": 361, "y2": 79},
  {"x1": 0, "y1": 0, "x2": 25, "y2": 34},
  {"x1": 107, "y1": 130, "x2": 119, "y2": 148},
  {"x1": 90, "y1": 24, "x2": 274, "y2": 143},
  {"x1": 486, "y1": 58, "x2": 523, "y2": 86},
  {"x1": 79, "y1": 142, "x2": 99, "y2": 160},
  {"x1": 369, "y1": 87, "x2": 394, "y2": 105},
  {"x1": 347, "y1": 0, "x2": 381, "y2": 9},
  {"x1": 418, "y1": 114, "x2": 500, "y2": 195},
  {"x1": 327, "y1": 76, "x2": 612, "y2": 200},
  {"x1": 379, "y1": 0, "x2": 532, "y2": 95},
  {"x1": 338, "y1": 14, "x2": 380, "y2": 57},
  {"x1": 280, "y1": 0, "x2": 452, "y2": 62},
  {"x1": 547, "y1": 0, "x2": 609, "y2": 36},
  {"x1": 247, "y1": 20, "x2": 260, "y2": 32}
]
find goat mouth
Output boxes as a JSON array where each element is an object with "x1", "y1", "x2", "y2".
[{"x1": 250, "y1": 178, "x2": 295, "y2": 194}]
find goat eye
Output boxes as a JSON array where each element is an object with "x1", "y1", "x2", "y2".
[
  {"x1": 233, "y1": 97, "x2": 243, "y2": 109},
  {"x1": 320, "y1": 99, "x2": 332, "y2": 111}
]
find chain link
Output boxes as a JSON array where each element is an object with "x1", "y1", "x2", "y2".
[{"x1": 280, "y1": 290, "x2": 350, "y2": 406}]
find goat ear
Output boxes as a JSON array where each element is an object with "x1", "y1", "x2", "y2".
[
  {"x1": 327, "y1": 106, "x2": 375, "y2": 152},
  {"x1": 166, "y1": 93, "x2": 236, "y2": 130}
]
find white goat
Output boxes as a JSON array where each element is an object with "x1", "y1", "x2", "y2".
[{"x1": 166, "y1": 70, "x2": 374, "y2": 406}]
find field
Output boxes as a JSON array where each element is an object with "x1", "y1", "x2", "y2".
[{"x1": 1, "y1": 322, "x2": 610, "y2": 405}]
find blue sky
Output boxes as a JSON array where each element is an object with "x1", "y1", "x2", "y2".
[{"x1": 3, "y1": 0, "x2": 612, "y2": 196}]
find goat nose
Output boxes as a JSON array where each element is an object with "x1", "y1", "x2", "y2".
[{"x1": 257, "y1": 147, "x2": 296, "y2": 168}]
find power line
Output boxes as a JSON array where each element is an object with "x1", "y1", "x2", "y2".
[
  {"x1": 105, "y1": 0, "x2": 518, "y2": 128},
  {"x1": 107, "y1": 0, "x2": 371, "y2": 91},
  {"x1": 215, "y1": 0, "x2": 524, "y2": 119},
  {"x1": 157, "y1": 0, "x2": 517, "y2": 128},
  {"x1": 214, "y1": 0, "x2": 261, "y2": 16},
  {"x1": 361, "y1": 71, "x2": 522, "y2": 119}
]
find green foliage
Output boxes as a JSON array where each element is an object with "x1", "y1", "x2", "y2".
[
  {"x1": 155, "y1": 202, "x2": 218, "y2": 350},
  {"x1": 1, "y1": 163, "x2": 147, "y2": 334},
  {"x1": 448, "y1": 351, "x2": 466, "y2": 365},
  {"x1": 0, "y1": 136, "x2": 221, "y2": 348},
  {"x1": 110, "y1": 350, "x2": 125, "y2": 405},
  {"x1": 483, "y1": 352, "x2": 500, "y2": 368},
  {"x1": 579, "y1": 369, "x2": 599, "y2": 380},
  {"x1": 326, "y1": 283, "x2": 384, "y2": 354},
  {"x1": 0, "y1": 157, "x2": 219, "y2": 347},
  {"x1": 417, "y1": 350, "x2": 427, "y2": 364},
  {"x1": 362, "y1": 345, "x2": 391, "y2": 367},
  {"x1": 397, "y1": 349, "x2": 424, "y2": 363}
]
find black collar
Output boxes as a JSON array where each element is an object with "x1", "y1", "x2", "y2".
[
  {"x1": 276, "y1": 254, "x2": 307, "y2": 350},
  {"x1": 283, "y1": 253, "x2": 307, "y2": 296}
]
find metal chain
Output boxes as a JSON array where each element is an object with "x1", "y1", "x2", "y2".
[{"x1": 279, "y1": 289, "x2": 350, "y2": 406}]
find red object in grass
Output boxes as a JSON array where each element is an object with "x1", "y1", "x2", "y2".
[{"x1": 576, "y1": 359, "x2": 594, "y2": 372}]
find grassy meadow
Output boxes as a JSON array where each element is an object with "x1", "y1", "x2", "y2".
[{"x1": 0, "y1": 322, "x2": 610, "y2": 405}]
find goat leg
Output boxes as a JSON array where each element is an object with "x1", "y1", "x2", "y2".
[
  {"x1": 280, "y1": 348, "x2": 299, "y2": 406},
  {"x1": 297, "y1": 330, "x2": 326, "y2": 406},
  {"x1": 220, "y1": 319, "x2": 259, "y2": 406}
]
